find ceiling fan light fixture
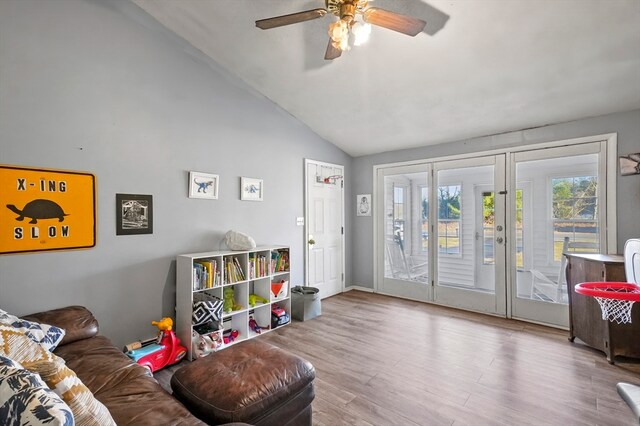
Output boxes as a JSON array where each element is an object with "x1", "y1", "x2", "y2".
[
  {"x1": 256, "y1": 0, "x2": 427, "y2": 60},
  {"x1": 351, "y1": 21, "x2": 372, "y2": 46},
  {"x1": 328, "y1": 19, "x2": 350, "y2": 51}
]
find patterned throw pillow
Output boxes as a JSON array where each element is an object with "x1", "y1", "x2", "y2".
[
  {"x1": 0, "y1": 355, "x2": 74, "y2": 426},
  {"x1": 0, "y1": 325, "x2": 54, "y2": 365},
  {"x1": 0, "y1": 308, "x2": 65, "y2": 352},
  {"x1": 24, "y1": 353, "x2": 115, "y2": 426}
]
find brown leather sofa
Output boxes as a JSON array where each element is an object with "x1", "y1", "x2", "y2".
[{"x1": 23, "y1": 305, "x2": 206, "y2": 426}]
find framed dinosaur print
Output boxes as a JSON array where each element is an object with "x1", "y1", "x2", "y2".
[
  {"x1": 189, "y1": 171, "x2": 219, "y2": 200},
  {"x1": 0, "y1": 164, "x2": 96, "y2": 255},
  {"x1": 240, "y1": 177, "x2": 263, "y2": 201}
]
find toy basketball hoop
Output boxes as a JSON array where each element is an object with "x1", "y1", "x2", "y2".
[{"x1": 575, "y1": 282, "x2": 640, "y2": 324}]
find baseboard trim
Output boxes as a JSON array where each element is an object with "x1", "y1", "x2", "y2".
[{"x1": 344, "y1": 285, "x2": 374, "y2": 293}]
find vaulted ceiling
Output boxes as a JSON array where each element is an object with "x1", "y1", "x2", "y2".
[{"x1": 133, "y1": 0, "x2": 640, "y2": 157}]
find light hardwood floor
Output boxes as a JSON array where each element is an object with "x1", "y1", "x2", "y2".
[{"x1": 156, "y1": 290, "x2": 640, "y2": 425}]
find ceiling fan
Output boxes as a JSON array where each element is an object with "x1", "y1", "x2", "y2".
[{"x1": 256, "y1": 0, "x2": 426, "y2": 60}]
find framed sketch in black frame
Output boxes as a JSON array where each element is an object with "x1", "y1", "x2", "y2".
[{"x1": 116, "y1": 193, "x2": 153, "y2": 235}]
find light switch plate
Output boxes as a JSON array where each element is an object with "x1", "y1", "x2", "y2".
[{"x1": 296, "y1": 217, "x2": 304, "y2": 226}]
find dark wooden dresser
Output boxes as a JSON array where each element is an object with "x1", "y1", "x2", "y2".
[{"x1": 565, "y1": 253, "x2": 640, "y2": 363}]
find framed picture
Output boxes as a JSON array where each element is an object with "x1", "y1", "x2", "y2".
[
  {"x1": 357, "y1": 194, "x2": 371, "y2": 216},
  {"x1": 619, "y1": 153, "x2": 640, "y2": 176},
  {"x1": 116, "y1": 194, "x2": 153, "y2": 235},
  {"x1": 189, "y1": 171, "x2": 219, "y2": 199},
  {"x1": 241, "y1": 177, "x2": 263, "y2": 201}
]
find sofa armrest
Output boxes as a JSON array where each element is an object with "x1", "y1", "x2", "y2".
[{"x1": 22, "y1": 305, "x2": 99, "y2": 346}]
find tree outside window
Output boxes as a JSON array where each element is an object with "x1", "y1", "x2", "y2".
[
  {"x1": 438, "y1": 185, "x2": 461, "y2": 254},
  {"x1": 551, "y1": 176, "x2": 598, "y2": 261}
]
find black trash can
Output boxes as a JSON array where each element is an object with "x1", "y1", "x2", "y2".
[{"x1": 291, "y1": 286, "x2": 321, "y2": 321}]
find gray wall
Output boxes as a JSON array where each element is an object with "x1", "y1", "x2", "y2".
[
  {"x1": 351, "y1": 109, "x2": 640, "y2": 288},
  {"x1": 0, "y1": 0, "x2": 352, "y2": 347}
]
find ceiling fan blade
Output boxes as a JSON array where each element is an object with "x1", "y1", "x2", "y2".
[
  {"x1": 324, "y1": 39, "x2": 342, "y2": 60},
  {"x1": 363, "y1": 7, "x2": 426, "y2": 36},
  {"x1": 256, "y1": 8, "x2": 327, "y2": 30}
]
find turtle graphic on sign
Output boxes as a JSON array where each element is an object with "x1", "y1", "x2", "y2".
[{"x1": 6, "y1": 199, "x2": 69, "y2": 224}]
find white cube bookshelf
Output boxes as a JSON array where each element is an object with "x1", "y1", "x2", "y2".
[{"x1": 176, "y1": 245, "x2": 291, "y2": 360}]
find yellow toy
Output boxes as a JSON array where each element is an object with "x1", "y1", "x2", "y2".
[
  {"x1": 151, "y1": 317, "x2": 173, "y2": 331},
  {"x1": 224, "y1": 286, "x2": 242, "y2": 313},
  {"x1": 249, "y1": 294, "x2": 269, "y2": 307}
]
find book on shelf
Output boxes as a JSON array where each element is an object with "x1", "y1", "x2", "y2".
[
  {"x1": 193, "y1": 259, "x2": 220, "y2": 289},
  {"x1": 248, "y1": 254, "x2": 268, "y2": 279},
  {"x1": 270, "y1": 250, "x2": 289, "y2": 273},
  {"x1": 224, "y1": 256, "x2": 246, "y2": 283},
  {"x1": 193, "y1": 263, "x2": 204, "y2": 291}
]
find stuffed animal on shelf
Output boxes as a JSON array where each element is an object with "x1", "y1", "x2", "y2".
[
  {"x1": 223, "y1": 286, "x2": 242, "y2": 313},
  {"x1": 249, "y1": 294, "x2": 269, "y2": 307}
]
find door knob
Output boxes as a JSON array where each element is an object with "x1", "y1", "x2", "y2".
[
  {"x1": 496, "y1": 225, "x2": 503, "y2": 231},
  {"x1": 496, "y1": 237, "x2": 504, "y2": 244}
]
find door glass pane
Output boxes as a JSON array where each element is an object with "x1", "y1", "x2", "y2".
[
  {"x1": 515, "y1": 189, "x2": 524, "y2": 269},
  {"x1": 384, "y1": 172, "x2": 429, "y2": 283},
  {"x1": 482, "y1": 191, "x2": 495, "y2": 265},
  {"x1": 551, "y1": 176, "x2": 599, "y2": 261},
  {"x1": 515, "y1": 154, "x2": 599, "y2": 304},
  {"x1": 438, "y1": 185, "x2": 461, "y2": 254},
  {"x1": 437, "y1": 165, "x2": 495, "y2": 293},
  {"x1": 420, "y1": 186, "x2": 429, "y2": 251}
]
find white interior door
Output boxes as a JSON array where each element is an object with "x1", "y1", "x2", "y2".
[{"x1": 305, "y1": 159, "x2": 344, "y2": 299}]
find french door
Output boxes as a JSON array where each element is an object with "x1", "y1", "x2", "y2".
[
  {"x1": 376, "y1": 156, "x2": 506, "y2": 315},
  {"x1": 432, "y1": 155, "x2": 506, "y2": 315},
  {"x1": 509, "y1": 142, "x2": 606, "y2": 327},
  {"x1": 376, "y1": 164, "x2": 431, "y2": 302},
  {"x1": 375, "y1": 139, "x2": 612, "y2": 328}
]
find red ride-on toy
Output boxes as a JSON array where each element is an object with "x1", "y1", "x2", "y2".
[{"x1": 125, "y1": 317, "x2": 187, "y2": 373}]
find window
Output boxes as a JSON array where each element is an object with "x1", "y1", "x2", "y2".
[
  {"x1": 438, "y1": 185, "x2": 461, "y2": 254},
  {"x1": 420, "y1": 186, "x2": 428, "y2": 251},
  {"x1": 551, "y1": 176, "x2": 598, "y2": 261}
]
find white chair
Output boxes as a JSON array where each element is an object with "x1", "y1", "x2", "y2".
[
  {"x1": 385, "y1": 235, "x2": 428, "y2": 282},
  {"x1": 624, "y1": 238, "x2": 640, "y2": 284},
  {"x1": 530, "y1": 237, "x2": 599, "y2": 302}
]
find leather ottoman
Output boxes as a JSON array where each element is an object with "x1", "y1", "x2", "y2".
[{"x1": 170, "y1": 339, "x2": 315, "y2": 426}]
